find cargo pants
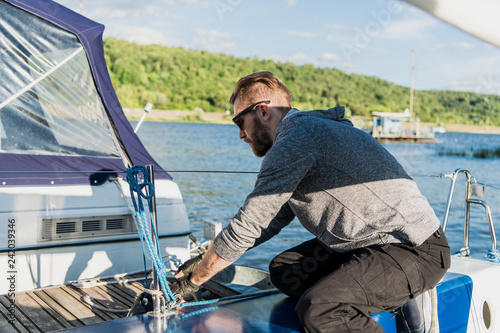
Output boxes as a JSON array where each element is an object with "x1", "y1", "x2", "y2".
[{"x1": 269, "y1": 227, "x2": 450, "y2": 332}]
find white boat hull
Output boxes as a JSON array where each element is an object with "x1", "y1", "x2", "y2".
[{"x1": 0, "y1": 177, "x2": 191, "y2": 294}]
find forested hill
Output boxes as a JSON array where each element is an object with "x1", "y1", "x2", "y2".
[{"x1": 103, "y1": 38, "x2": 500, "y2": 126}]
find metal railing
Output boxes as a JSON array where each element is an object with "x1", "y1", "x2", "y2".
[{"x1": 442, "y1": 169, "x2": 499, "y2": 261}]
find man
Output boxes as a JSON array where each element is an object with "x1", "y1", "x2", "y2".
[{"x1": 171, "y1": 71, "x2": 450, "y2": 332}]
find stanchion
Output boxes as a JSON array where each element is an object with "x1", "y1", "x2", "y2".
[{"x1": 146, "y1": 164, "x2": 164, "y2": 315}]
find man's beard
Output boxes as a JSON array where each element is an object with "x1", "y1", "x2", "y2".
[{"x1": 247, "y1": 118, "x2": 273, "y2": 157}]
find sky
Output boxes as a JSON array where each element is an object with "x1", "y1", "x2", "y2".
[{"x1": 54, "y1": 0, "x2": 500, "y2": 96}]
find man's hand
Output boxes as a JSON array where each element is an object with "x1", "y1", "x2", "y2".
[
  {"x1": 175, "y1": 254, "x2": 203, "y2": 279},
  {"x1": 170, "y1": 274, "x2": 200, "y2": 301}
]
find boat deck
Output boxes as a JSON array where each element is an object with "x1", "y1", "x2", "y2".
[{"x1": 0, "y1": 273, "x2": 238, "y2": 333}]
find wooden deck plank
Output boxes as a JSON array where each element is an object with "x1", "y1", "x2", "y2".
[
  {"x1": 97, "y1": 284, "x2": 136, "y2": 307},
  {"x1": 60, "y1": 286, "x2": 120, "y2": 321},
  {"x1": 0, "y1": 296, "x2": 34, "y2": 333},
  {"x1": 126, "y1": 281, "x2": 148, "y2": 295},
  {"x1": 81, "y1": 285, "x2": 129, "y2": 309},
  {"x1": 44, "y1": 286, "x2": 107, "y2": 325},
  {"x1": 26, "y1": 291, "x2": 74, "y2": 330},
  {"x1": 88, "y1": 287, "x2": 130, "y2": 318},
  {"x1": 103, "y1": 279, "x2": 142, "y2": 299},
  {"x1": 120, "y1": 279, "x2": 145, "y2": 295},
  {"x1": 0, "y1": 309, "x2": 18, "y2": 333},
  {"x1": 13, "y1": 293, "x2": 64, "y2": 333},
  {"x1": 1, "y1": 270, "x2": 220, "y2": 332},
  {"x1": 33, "y1": 289, "x2": 83, "y2": 328},
  {"x1": 107, "y1": 282, "x2": 143, "y2": 300}
]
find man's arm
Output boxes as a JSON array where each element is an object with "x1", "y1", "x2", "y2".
[
  {"x1": 170, "y1": 244, "x2": 232, "y2": 301},
  {"x1": 189, "y1": 244, "x2": 233, "y2": 286}
]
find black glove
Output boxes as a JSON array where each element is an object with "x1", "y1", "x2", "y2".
[
  {"x1": 170, "y1": 274, "x2": 200, "y2": 301},
  {"x1": 176, "y1": 254, "x2": 203, "y2": 276}
]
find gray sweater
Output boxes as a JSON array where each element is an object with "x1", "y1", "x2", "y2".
[{"x1": 214, "y1": 107, "x2": 440, "y2": 262}]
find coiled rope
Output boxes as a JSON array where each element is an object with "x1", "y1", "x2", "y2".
[{"x1": 125, "y1": 165, "x2": 176, "y2": 304}]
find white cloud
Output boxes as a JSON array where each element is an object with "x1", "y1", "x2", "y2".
[
  {"x1": 152, "y1": 20, "x2": 171, "y2": 28},
  {"x1": 325, "y1": 23, "x2": 346, "y2": 30},
  {"x1": 443, "y1": 75, "x2": 500, "y2": 95},
  {"x1": 87, "y1": 7, "x2": 158, "y2": 20},
  {"x1": 380, "y1": 17, "x2": 436, "y2": 40},
  {"x1": 192, "y1": 28, "x2": 237, "y2": 52},
  {"x1": 432, "y1": 42, "x2": 476, "y2": 51},
  {"x1": 285, "y1": 0, "x2": 298, "y2": 9},
  {"x1": 287, "y1": 30, "x2": 320, "y2": 39},
  {"x1": 340, "y1": 62, "x2": 357, "y2": 71},
  {"x1": 326, "y1": 34, "x2": 341, "y2": 43},
  {"x1": 469, "y1": 53, "x2": 500, "y2": 71},
  {"x1": 75, "y1": 0, "x2": 207, "y2": 20},
  {"x1": 159, "y1": 0, "x2": 211, "y2": 7},
  {"x1": 288, "y1": 52, "x2": 315, "y2": 64},
  {"x1": 263, "y1": 52, "x2": 342, "y2": 67},
  {"x1": 261, "y1": 54, "x2": 287, "y2": 63},
  {"x1": 193, "y1": 28, "x2": 229, "y2": 39},
  {"x1": 438, "y1": 53, "x2": 500, "y2": 94},
  {"x1": 319, "y1": 52, "x2": 342, "y2": 62},
  {"x1": 261, "y1": 52, "x2": 314, "y2": 65},
  {"x1": 85, "y1": 6, "x2": 183, "y2": 20},
  {"x1": 476, "y1": 75, "x2": 500, "y2": 95},
  {"x1": 107, "y1": 26, "x2": 181, "y2": 45}
]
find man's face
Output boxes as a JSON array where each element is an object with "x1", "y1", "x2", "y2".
[
  {"x1": 246, "y1": 115, "x2": 273, "y2": 157},
  {"x1": 234, "y1": 99, "x2": 274, "y2": 157}
]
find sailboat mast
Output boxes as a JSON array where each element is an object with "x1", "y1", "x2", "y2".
[{"x1": 409, "y1": 49, "x2": 415, "y2": 115}]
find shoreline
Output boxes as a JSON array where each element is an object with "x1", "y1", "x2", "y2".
[
  {"x1": 124, "y1": 108, "x2": 233, "y2": 124},
  {"x1": 123, "y1": 108, "x2": 500, "y2": 134}
]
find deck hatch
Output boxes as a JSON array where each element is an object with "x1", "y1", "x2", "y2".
[{"x1": 40, "y1": 215, "x2": 136, "y2": 241}]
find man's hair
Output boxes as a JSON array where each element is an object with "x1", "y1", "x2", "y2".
[{"x1": 229, "y1": 71, "x2": 292, "y2": 115}]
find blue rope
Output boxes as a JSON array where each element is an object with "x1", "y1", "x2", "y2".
[
  {"x1": 126, "y1": 165, "x2": 176, "y2": 303},
  {"x1": 486, "y1": 249, "x2": 500, "y2": 262},
  {"x1": 177, "y1": 289, "x2": 281, "y2": 308},
  {"x1": 126, "y1": 165, "x2": 281, "y2": 310}
]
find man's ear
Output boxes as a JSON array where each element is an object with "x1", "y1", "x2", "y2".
[{"x1": 259, "y1": 104, "x2": 271, "y2": 121}]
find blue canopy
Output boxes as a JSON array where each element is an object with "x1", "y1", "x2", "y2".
[{"x1": 0, "y1": 0, "x2": 171, "y2": 185}]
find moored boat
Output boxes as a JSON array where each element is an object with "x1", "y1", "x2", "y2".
[
  {"x1": 2, "y1": 0, "x2": 500, "y2": 332},
  {"x1": 0, "y1": 0, "x2": 191, "y2": 294}
]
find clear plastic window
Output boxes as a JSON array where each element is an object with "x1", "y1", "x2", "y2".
[{"x1": 0, "y1": 2, "x2": 120, "y2": 157}]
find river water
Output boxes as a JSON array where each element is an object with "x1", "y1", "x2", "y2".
[{"x1": 136, "y1": 121, "x2": 500, "y2": 270}]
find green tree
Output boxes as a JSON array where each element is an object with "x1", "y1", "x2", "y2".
[{"x1": 102, "y1": 38, "x2": 500, "y2": 126}]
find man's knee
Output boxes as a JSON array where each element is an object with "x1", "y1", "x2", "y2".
[
  {"x1": 269, "y1": 256, "x2": 304, "y2": 297},
  {"x1": 268, "y1": 256, "x2": 280, "y2": 288},
  {"x1": 268, "y1": 255, "x2": 283, "y2": 284},
  {"x1": 268, "y1": 254, "x2": 281, "y2": 273}
]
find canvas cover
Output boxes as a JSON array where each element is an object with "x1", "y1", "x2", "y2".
[
  {"x1": 404, "y1": 0, "x2": 500, "y2": 48},
  {"x1": 0, "y1": 0, "x2": 170, "y2": 185}
]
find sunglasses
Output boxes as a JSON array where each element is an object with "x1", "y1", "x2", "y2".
[{"x1": 232, "y1": 100, "x2": 271, "y2": 130}]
